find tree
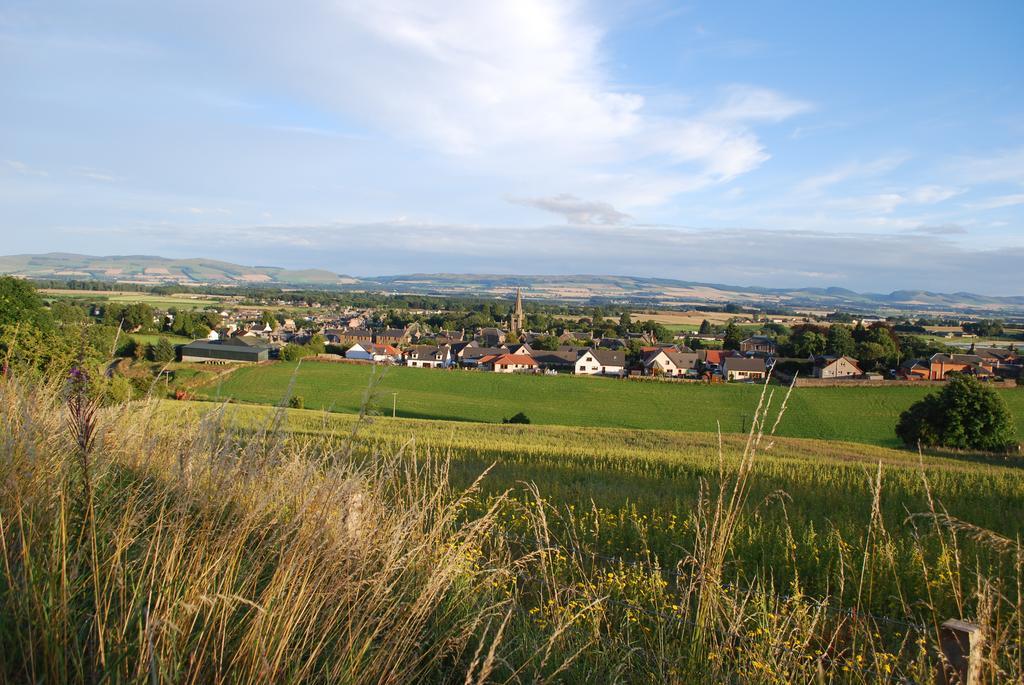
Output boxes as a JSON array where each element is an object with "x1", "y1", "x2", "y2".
[
  {"x1": 896, "y1": 375, "x2": 1017, "y2": 452},
  {"x1": 722, "y1": 323, "x2": 742, "y2": 351},
  {"x1": 698, "y1": 319, "x2": 712, "y2": 335},
  {"x1": 618, "y1": 311, "x2": 632, "y2": 328},
  {"x1": 150, "y1": 337, "x2": 176, "y2": 363},
  {"x1": 288, "y1": 395, "x2": 305, "y2": 410},
  {"x1": 0, "y1": 276, "x2": 46, "y2": 329},
  {"x1": 790, "y1": 330, "x2": 826, "y2": 358},
  {"x1": 503, "y1": 412, "x2": 531, "y2": 424},
  {"x1": 826, "y1": 325, "x2": 856, "y2": 357}
]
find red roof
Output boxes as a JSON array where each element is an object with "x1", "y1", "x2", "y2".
[
  {"x1": 371, "y1": 343, "x2": 400, "y2": 356},
  {"x1": 491, "y1": 354, "x2": 538, "y2": 367}
]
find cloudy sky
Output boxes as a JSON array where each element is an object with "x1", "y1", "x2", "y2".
[{"x1": 1, "y1": 1, "x2": 1022, "y2": 293}]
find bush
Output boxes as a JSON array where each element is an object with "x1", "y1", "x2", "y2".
[
  {"x1": 503, "y1": 412, "x2": 530, "y2": 424},
  {"x1": 896, "y1": 374, "x2": 1017, "y2": 452},
  {"x1": 288, "y1": 395, "x2": 304, "y2": 410}
]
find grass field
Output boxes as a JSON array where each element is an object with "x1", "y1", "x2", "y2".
[
  {"x1": 129, "y1": 332, "x2": 194, "y2": 346},
  {"x1": 42, "y1": 289, "x2": 226, "y2": 309},
  {"x1": 177, "y1": 401, "x2": 1024, "y2": 618},
  {"x1": 5, "y1": 373, "x2": 1023, "y2": 681},
  {"x1": 197, "y1": 360, "x2": 1024, "y2": 449}
]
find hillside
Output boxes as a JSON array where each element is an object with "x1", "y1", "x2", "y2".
[
  {"x1": 4, "y1": 252, "x2": 1024, "y2": 314},
  {"x1": 0, "y1": 252, "x2": 355, "y2": 286}
]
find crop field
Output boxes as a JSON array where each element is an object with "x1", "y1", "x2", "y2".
[
  {"x1": 176, "y1": 401, "x2": 1024, "y2": 621},
  {"x1": 197, "y1": 360, "x2": 1024, "y2": 449}
]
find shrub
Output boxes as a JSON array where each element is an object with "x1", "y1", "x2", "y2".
[
  {"x1": 896, "y1": 374, "x2": 1017, "y2": 451},
  {"x1": 288, "y1": 395, "x2": 305, "y2": 409},
  {"x1": 503, "y1": 411, "x2": 530, "y2": 424}
]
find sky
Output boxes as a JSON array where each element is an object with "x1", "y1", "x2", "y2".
[{"x1": 1, "y1": 0, "x2": 1023, "y2": 293}]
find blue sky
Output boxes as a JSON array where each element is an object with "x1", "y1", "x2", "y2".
[{"x1": 1, "y1": 1, "x2": 1022, "y2": 293}]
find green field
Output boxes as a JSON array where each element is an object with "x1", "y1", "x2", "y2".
[
  {"x1": 130, "y1": 332, "x2": 194, "y2": 346},
  {"x1": 177, "y1": 401, "x2": 1024, "y2": 620},
  {"x1": 43, "y1": 289, "x2": 225, "y2": 310},
  {"x1": 198, "y1": 360, "x2": 1024, "y2": 449}
]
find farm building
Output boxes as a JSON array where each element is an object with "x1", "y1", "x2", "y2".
[{"x1": 180, "y1": 336, "x2": 270, "y2": 363}]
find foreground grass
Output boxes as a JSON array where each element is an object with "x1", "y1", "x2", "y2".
[
  {"x1": 3, "y1": 375, "x2": 1022, "y2": 683},
  {"x1": 198, "y1": 360, "x2": 1024, "y2": 448}
]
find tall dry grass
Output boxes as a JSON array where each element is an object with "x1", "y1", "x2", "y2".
[{"x1": 0, "y1": 370, "x2": 1021, "y2": 683}]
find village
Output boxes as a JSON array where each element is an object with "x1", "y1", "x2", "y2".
[{"x1": 174, "y1": 288, "x2": 1023, "y2": 386}]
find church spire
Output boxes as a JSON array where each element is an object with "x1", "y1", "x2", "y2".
[{"x1": 510, "y1": 288, "x2": 524, "y2": 334}]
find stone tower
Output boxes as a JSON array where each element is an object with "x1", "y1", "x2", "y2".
[{"x1": 510, "y1": 288, "x2": 524, "y2": 334}]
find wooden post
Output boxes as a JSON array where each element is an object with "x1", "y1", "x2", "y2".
[{"x1": 937, "y1": 619, "x2": 983, "y2": 685}]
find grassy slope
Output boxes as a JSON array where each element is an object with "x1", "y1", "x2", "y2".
[
  {"x1": 178, "y1": 401, "x2": 1024, "y2": 613},
  {"x1": 199, "y1": 360, "x2": 1024, "y2": 448}
]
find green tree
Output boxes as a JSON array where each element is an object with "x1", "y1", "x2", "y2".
[
  {"x1": 618, "y1": 311, "x2": 632, "y2": 329},
  {"x1": 791, "y1": 330, "x2": 826, "y2": 358},
  {"x1": 722, "y1": 323, "x2": 742, "y2": 351},
  {"x1": 896, "y1": 375, "x2": 1017, "y2": 452},
  {"x1": 0, "y1": 276, "x2": 45, "y2": 329},
  {"x1": 698, "y1": 319, "x2": 712, "y2": 335},
  {"x1": 502, "y1": 412, "x2": 531, "y2": 424},
  {"x1": 825, "y1": 325, "x2": 856, "y2": 356},
  {"x1": 150, "y1": 337, "x2": 176, "y2": 363}
]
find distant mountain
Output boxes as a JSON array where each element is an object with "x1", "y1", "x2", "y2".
[
  {"x1": 2, "y1": 252, "x2": 1023, "y2": 315},
  {"x1": 0, "y1": 253, "x2": 356, "y2": 286}
]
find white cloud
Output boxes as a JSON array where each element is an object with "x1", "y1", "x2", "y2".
[
  {"x1": 796, "y1": 155, "x2": 908, "y2": 194},
  {"x1": 906, "y1": 185, "x2": 963, "y2": 204},
  {"x1": 712, "y1": 85, "x2": 813, "y2": 123},
  {"x1": 510, "y1": 193, "x2": 631, "y2": 225},
  {"x1": 954, "y1": 147, "x2": 1024, "y2": 185},
  {"x1": 178, "y1": 1, "x2": 807, "y2": 200},
  {"x1": 967, "y1": 193, "x2": 1024, "y2": 210}
]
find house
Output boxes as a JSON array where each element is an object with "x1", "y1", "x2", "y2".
[
  {"x1": 641, "y1": 349, "x2": 700, "y2": 377},
  {"x1": 699, "y1": 349, "x2": 738, "y2": 370},
  {"x1": 898, "y1": 359, "x2": 930, "y2": 380},
  {"x1": 740, "y1": 336, "x2": 776, "y2": 355},
  {"x1": 532, "y1": 350, "x2": 578, "y2": 372},
  {"x1": 345, "y1": 342, "x2": 402, "y2": 363},
  {"x1": 722, "y1": 356, "x2": 767, "y2": 381},
  {"x1": 812, "y1": 355, "x2": 863, "y2": 379},
  {"x1": 928, "y1": 353, "x2": 993, "y2": 380},
  {"x1": 376, "y1": 327, "x2": 409, "y2": 346},
  {"x1": 404, "y1": 345, "x2": 452, "y2": 368},
  {"x1": 506, "y1": 342, "x2": 534, "y2": 356},
  {"x1": 180, "y1": 336, "x2": 270, "y2": 364},
  {"x1": 478, "y1": 353, "x2": 538, "y2": 373},
  {"x1": 325, "y1": 327, "x2": 373, "y2": 346},
  {"x1": 459, "y1": 346, "x2": 508, "y2": 366},
  {"x1": 574, "y1": 348, "x2": 626, "y2": 376},
  {"x1": 477, "y1": 327, "x2": 507, "y2": 347}
]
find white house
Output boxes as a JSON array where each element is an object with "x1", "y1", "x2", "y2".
[
  {"x1": 641, "y1": 349, "x2": 699, "y2": 377},
  {"x1": 404, "y1": 344, "x2": 452, "y2": 368},
  {"x1": 812, "y1": 355, "x2": 863, "y2": 379},
  {"x1": 722, "y1": 357, "x2": 766, "y2": 381},
  {"x1": 346, "y1": 343, "x2": 402, "y2": 364},
  {"x1": 574, "y1": 348, "x2": 625, "y2": 376}
]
